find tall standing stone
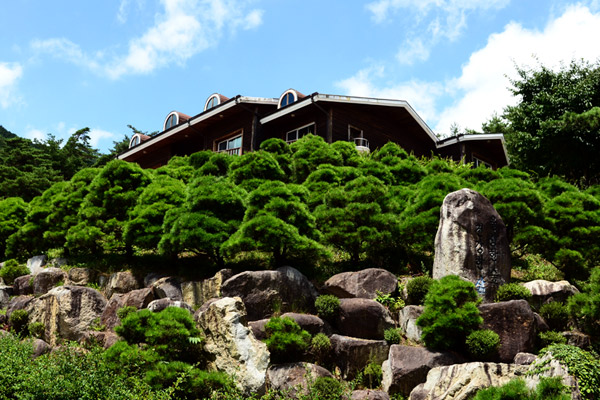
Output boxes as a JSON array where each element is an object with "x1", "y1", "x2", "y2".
[{"x1": 433, "y1": 189, "x2": 510, "y2": 302}]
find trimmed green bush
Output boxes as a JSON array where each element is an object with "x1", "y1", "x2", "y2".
[
  {"x1": 264, "y1": 316, "x2": 311, "y2": 363},
  {"x1": 406, "y1": 275, "x2": 433, "y2": 305},
  {"x1": 466, "y1": 329, "x2": 500, "y2": 360},
  {"x1": 417, "y1": 275, "x2": 482, "y2": 350},
  {"x1": 361, "y1": 361, "x2": 383, "y2": 389},
  {"x1": 0, "y1": 259, "x2": 29, "y2": 284},
  {"x1": 538, "y1": 331, "x2": 567, "y2": 348},
  {"x1": 495, "y1": 283, "x2": 532, "y2": 302},
  {"x1": 310, "y1": 333, "x2": 331, "y2": 365},
  {"x1": 567, "y1": 267, "x2": 600, "y2": 336},
  {"x1": 315, "y1": 295, "x2": 340, "y2": 321},
  {"x1": 27, "y1": 322, "x2": 45, "y2": 339},
  {"x1": 116, "y1": 305, "x2": 137, "y2": 321},
  {"x1": 9, "y1": 309, "x2": 29, "y2": 338},
  {"x1": 311, "y1": 376, "x2": 343, "y2": 400},
  {"x1": 384, "y1": 327, "x2": 403, "y2": 344},
  {"x1": 539, "y1": 302, "x2": 569, "y2": 331}
]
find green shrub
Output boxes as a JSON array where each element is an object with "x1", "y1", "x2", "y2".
[
  {"x1": 538, "y1": 344, "x2": 600, "y2": 400},
  {"x1": 384, "y1": 327, "x2": 403, "y2": 344},
  {"x1": 538, "y1": 331, "x2": 567, "y2": 348},
  {"x1": 466, "y1": 329, "x2": 500, "y2": 360},
  {"x1": 116, "y1": 305, "x2": 137, "y2": 320},
  {"x1": 0, "y1": 259, "x2": 29, "y2": 284},
  {"x1": 375, "y1": 291, "x2": 405, "y2": 312},
  {"x1": 264, "y1": 316, "x2": 311, "y2": 363},
  {"x1": 9, "y1": 309, "x2": 29, "y2": 337},
  {"x1": 310, "y1": 333, "x2": 331, "y2": 365},
  {"x1": 472, "y1": 377, "x2": 569, "y2": 400},
  {"x1": 567, "y1": 267, "x2": 600, "y2": 336},
  {"x1": 406, "y1": 275, "x2": 433, "y2": 305},
  {"x1": 311, "y1": 376, "x2": 343, "y2": 400},
  {"x1": 417, "y1": 275, "x2": 482, "y2": 350},
  {"x1": 315, "y1": 295, "x2": 340, "y2": 321},
  {"x1": 360, "y1": 361, "x2": 383, "y2": 389},
  {"x1": 519, "y1": 253, "x2": 564, "y2": 281},
  {"x1": 27, "y1": 322, "x2": 45, "y2": 339},
  {"x1": 495, "y1": 283, "x2": 532, "y2": 302},
  {"x1": 539, "y1": 302, "x2": 569, "y2": 331}
]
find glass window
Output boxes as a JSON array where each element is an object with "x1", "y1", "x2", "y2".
[
  {"x1": 280, "y1": 92, "x2": 296, "y2": 108},
  {"x1": 473, "y1": 157, "x2": 492, "y2": 169},
  {"x1": 165, "y1": 114, "x2": 177, "y2": 130},
  {"x1": 129, "y1": 136, "x2": 140, "y2": 148},
  {"x1": 286, "y1": 123, "x2": 315, "y2": 143},
  {"x1": 217, "y1": 134, "x2": 242, "y2": 155},
  {"x1": 205, "y1": 96, "x2": 219, "y2": 110}
]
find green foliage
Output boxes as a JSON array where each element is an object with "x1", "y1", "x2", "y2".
[
  {"x1": 228, "y1": 150, "x2": 286, "y2": 189},
  {"x1": 516, "y1": 253, "x2": 564, "y2": 282},
  {"x1": 315, "y1": 295, "x2": 340, "y2": 321},
  {"x1": 466, "y1": 329, "x2": 500, "y2": 360},
  {"x1": 495, "y1": 283, "x2": 532, "y2": 302},
  {"x1": 417, "y1": 275, "x2": 483, "y2": 350},
  {"x1": 538, "y1": 331, "x2": 567, "y2": 348},
  {"x1": 263, "y1": 316, "x2": 311, "y2": 363},
  {"x1": 538, "y1": 344, "x2": 600, "y2": 399},
  {"x1": 539, "y1": 302, "x2": 569, "y2": 331},
  {"x1": 375, "y1": 290, "x2": 405, "y2": 312},
  {"x1": 310, "y1": 376, "x2": 343, "y2": 400},
  {"x1": 116, "y1": 305, "x2": 137, "y2": 321},
  {"x1": 0, "y1": 197, "x2": 27, "y2": 258},
  {"x1": 472, "y1": 377, "x2": 569, "y2": 400},
  {"x1": 359, "y1": 360, "x2": 383, "y2": 389},
  {"x1": 28, "y1": 322, "x2": 45, "y2": 339},
  {"x1": 384, "y1": 327, "x2": 403, "y2": 344},
  {"x1": 406, "y1": 275, "x2": 433, "y2": 305},
  {"x1": 567, "y1": 267, "x2": 600, "y2": 336},
  {"x1": 310, "y1": 333, "x2": 331, "y2": 365},
  {"x1": 290, "y1": 134, "x2": 343, "y2": 183},
  {"x1": 9, "y1": 309, "x2": 29, "y2": 338},
  {"x1": 0, "y1": 259, "x2": 29, "y2": 284}
]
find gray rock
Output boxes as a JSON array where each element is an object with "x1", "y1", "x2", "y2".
[
  {"x1": 152, "y1": 276, "x2": 183, "y2": 301},
  {"x1": 33, "y1": 267, "x2": 66, "y2": 295},
  {"x1": 31, "y1": 338, "x2": 52, "y2": 358},
  {"x1": 281, "y1": 312, "x2": 331, "y2": 336},
  {"x1": 563, "y1": 331, "x2": 591, "y2": 350},
  {"x1": 147, "y1": 298, "x2": 193, "y2": 313},
  {"x1": 433, "y1": 189, "x2": 511, "y2": 302},
  {"x1": 13, "y1": 275, "x2": 33, "y2": 295},
  {"x1": 105, "y1": 271, "x2": 140, "y2": 299},
  {"x1": 337, "y1": 298, "x2": 394, "y2": 340},
  {"x1": 26, "y1": 255, "x2": 47, "y2": 275},
  {"x1": 0, "y1": 283, "x2": 13, "y2": 308},
  {"x1": 523, "y1": 280, "x2": 579, "y2": 308},
  {"x1": 197, "y1": 297, "x2": 270, "y2": 395},
  {"x1": 249, "y1": 319, "x2": 269, "y2": 341},
  {"x1": 479, "y1": 300, "x2": 540, "y2": 362},
  {"x1": 323, "y1": 268, "x2": 398, "y2": 299},
  {"x1": 101, "y1": 287, "x2": 155, "y2": 330},
  {"x1": 221, "y1": 266, "x2": 318, "y2": 321},
  {"x1": 7, "y1": 295, "x2": 34, "y2": 316},
  {"x1": 66, "y1": 268, "x2": 94, "y2": 286},
  {"x1": 267, "y1": 362, "x2": 333, "y2": 398},
  {"x1": 181, "y1": 269, "x2": 233, "y2": 308},
  {"x1": 514, "y1": 352, "x2": 537, "y2": 365},
  {"x1": 399, "y1": 305, "x2": 424, "y2": 343},
  {"x1": 330, "y1": 334, "x2": 389, "y2": 380},
  {"x1": 382, "y1": 344, "x2": 463, "y2": 397},
  {"x1": 351, "y1": 390, "x2": 390, "y2": 400}
]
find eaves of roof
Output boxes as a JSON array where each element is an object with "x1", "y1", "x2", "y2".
[{"x1": 436, "y1": 133, "x2": 510, "y2": 165}]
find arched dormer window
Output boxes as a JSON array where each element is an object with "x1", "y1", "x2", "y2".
[
  {"x1": 278, "y1": 89, "x2": 299, "y2": 109},
  {"x1": 164, "y1": 112, "x2": 179, "y2": 131},
  {"x1": 205, "y1": 94, "x2": 221, "y2": 111},
  {"x1": 128, "y1": 133, "x2": 150, "y2": 149}
]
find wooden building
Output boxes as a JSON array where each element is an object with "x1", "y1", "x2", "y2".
[{"x1": 118, "y1": 89, "x2": 509, "y2": 169}]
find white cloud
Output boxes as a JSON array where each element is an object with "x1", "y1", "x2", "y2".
[
  {"x1": 89, "y1": 128, "x2": 116, "y2": 147},
  {"x1": 341, "y1": 4, "x2": 600, "y2": 137},
  {"x1": 396, "y1": 38, "x2": 430, "y2": 65},
  {"x1": 24, "y1": 128, "x2": 46, "y2": 142},
  {"x1": 32, "y1": 0, "x2": 264, "y2": 79},
  {"x1": 0, "y1": 62, "x2": 23, "y2": 108}
]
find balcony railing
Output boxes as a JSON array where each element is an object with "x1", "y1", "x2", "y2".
[
  {"x1": 218, "y1": 147, "x2": 241, "y2": 156},
  {"x1": 353, "y1": 137, "x2": 370, "y2": 153}
]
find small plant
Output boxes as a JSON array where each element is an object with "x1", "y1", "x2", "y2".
[
  {"x1": 9, "y1": 309, "x2": 29, "y2": 337},
  {"x1": 494, "y1": 282, "x2": 532, "y2": 302},
  {"x1": 264, "y1": 316, "x2": 311, "y2": 363},
  {"x1": 360, "y1": 360, "x2": 383, "y2": 389},
  {"x1": 538, "y1": 330, "x2": 567, "y2": 348},
  {"x1": 472, "y1": 377, "x2": 569, "y2": 400},
  {"x1": 310, "y1": 333, "x2": 331, "y2": 365},
  {"x1": 86, "y1": 282, "x2": 101, "y2": 291},
  {"x1": 0, "y1": 259, "x2": 30, "y2": 284},
  {"x1": 375, "y1": 291, "x2": 405, "y2": 312},
  {"x1": 315, "y1": 295, "x2": 340, "y2": 321},
  {"x1": 406, "y1": 275, "x2": 433, "y2": 305},
  {"x1": 310, "y1": 376, "x2": 343, "y2": 400},
  {"x1": 116, "y1": 306, "x2": 137, "y2": 321},
  {"x1": 384, "y1": 327, "x2": 403, "y2": 344},
  {"x1": 27, "y1": 322, "x2": 45, "y2": 339},
  {"x1": 539, "y1": 302, "x2": 569, "y2": 331},
  {"x1": 90, "y1": 317, "x2": 106, "y2": 332},
  {"x1": 466, "y1": 329, "x2": 500, "y2": 360}
]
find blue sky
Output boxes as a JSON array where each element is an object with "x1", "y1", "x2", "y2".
[{"x1": 1, "y1": 0, "x2": 600, "y2": 153}]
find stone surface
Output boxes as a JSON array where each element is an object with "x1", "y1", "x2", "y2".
[
  {"x1": 152, "y1": 276, "x2": 183, "y2": 301},
  {"x1": 382, "y1": 345, "x2": 464, "y2": 397},
  {"x1": 31, "y1": 338, "x2": 52, "y2": 358},
  {"x1": 399, "y1": 305, "x2": 424, "y2": 343},
  {"x1": 281, "y1": 312, "x2": 331, "y2": 336},
  {"x1": 527, "y1": 352, "x2": 582, "y2": 400},
  {"x1": 25, "y1": 286, "x2": 107, "y2": 345},
  {"x1": 479, "y1": 300, "x2": 540, "y2": 362},
  {"x1": 0, "y1": 283, "x2": 13, "y2": 308},
  {"x1": 249, "y1": 319, "x2": 269, "y2": 341},
  {"x1": 66, "y1": 268, "x2": 94, "y2": 286},
  {"x1": 105, "y1": 271, "x2": 140, "y2": 299},
  {"x1": 522, "y1": 280, "x2": 580, "y2": 308},
  {"x1": 432, "y1": 189, "x2": 511, "y2": 302},
  {"x1": 26, "y1": 255, "x2": 47, "y2": 275},
  {"x1": 563, "y1": 331, "x2": 591, "y2": 349},
  {"x1": 337, "y1": 298, "x2": 395, "y2": 340},
  {"x1": 323, "y1": 268, "x2": 398, "y2": 299},
  {"x1": 197, "y1": 297, "x2": 270, "y2": 395},
  {"x1": 181, "y1": 269, "x2": 234, "y2": 308},
  {"x1": 267, "y1": 362, "x2": 333, "y2": 398},
  {"x1": 7, "y1": 295, "x2": 34, "y2": 316},
  {"x1": 101, "y1": 287, "x2": 155, "y2": 330},
  {"x1": 221, "y1": 266, "x2": 318, "y2": 321},
  {"x1": 13, "y1": 275, "x2": 33, "y2": 295},
  {"x1": 514, "y1": 352, "x2": 537, "y2": 365},
  {"x1": 147, "y1": 298, "x2": 193, "y2": 313},
  {"x1": 330, "y1": 334, "x2": 389, "y2": 380},
  {"x1": 351, "y1": 390, "x2": 390, "y2": 400},
  {"x1": 33, "y1": 267, "x2": 67, "y2": 295}
]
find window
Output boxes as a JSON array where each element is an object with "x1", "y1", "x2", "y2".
[
  {"x1": 129, "y1": 135, "x2": 140, "y2": 148},
  {"x1": 348, "y1": 125, "x2": 369, "y2": 148},
  {"x1": 217, "y1": 134, "x2": 242, "y2": 155},
  {"x1": 286, "y1": 123, "x2": 315, "y2": 144},
  {"x1": 205, "y1": 94, "x2": 220, "y2": 111},
  {"x1": 278, "y1": 89, "x2": 298, "y2": 108},
  {"x1": 473, "y1": 156, "x2": 492, "y2": 169},
  {"x1": 164, "y1": 113, "x2": 178, "y2": 130}
]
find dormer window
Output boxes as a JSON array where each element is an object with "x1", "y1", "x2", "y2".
[
  {"x1": 164, "y1": 112, "x2": 178, "y2": 130},
  {"x1": 130, "y1": 135, "x2": 140, "y2": 148},
  {"x1": 278, "y1": 89, "x2": 299, "y2": 108},
  {"x1": 205, "y1": 94, "x2": 221, "y2": 111}
]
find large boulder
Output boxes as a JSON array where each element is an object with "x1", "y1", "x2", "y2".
[
  {"x1": 13, "y1": 275, "x2": 33, "y2": 295},
  {"x1": 66, "y1": 268, "x2": 95, "y2": 286},
  {"x1": 432, "y1": 189, "x2": 511, "y2": 302},
  {"x1": 266, "y1": 362, "x2": 333, "y2": 398},
  {"x1": 280, "y1": 312, "x2": 331, "y2": 336},
  {"x1": 337, "y1": 298, "x2": 394, "y2": 340},
  {"x1": 221, "y1": 266, "x2": 318, "y2": 321},
  {"x1": 0, "y1": 283, "x2": 13, "y2": 308},
  {"x1": 197, "y1": 297, "x2": 270, "y2": 395},
  {"x1": 398, "y1": 305, "x2": 424, "y2": 343},
  {"x1": 322, "y1": 268, "x2": 398, "y2": 299},
  {"x1": 151, "y1": 276, "x2": 183, "y2": 301},
  {"x1": 382, "y1": 345, "x2": 463, "y2": 397},
  {"x1": 101, "y1": 287, "x2": 155, "y2": 330},
  {"x1": 330, "y1": 334, "x2": 389, "y2": 380},
  {"x1": 479, "y1": 300, "x2": 540, "y2": 362},
  {"x1": 181, "y1": 269, "x2": 233, "y2": 308},
  {"x1": 32, "y1": 267, "x2": 67, "y2": 295},
  {"x1": 147, "y1": 298, "x2": 193, "y2": 313},
  {"x1": 522, "y1": 280, "x2": 579, "y2": 308},
  {"x1": 25, "y1": 286, "x2": 107, "y2": 345},
  {"x1": 104, "y1": 271, "x2": 140, "y2": 299}
]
